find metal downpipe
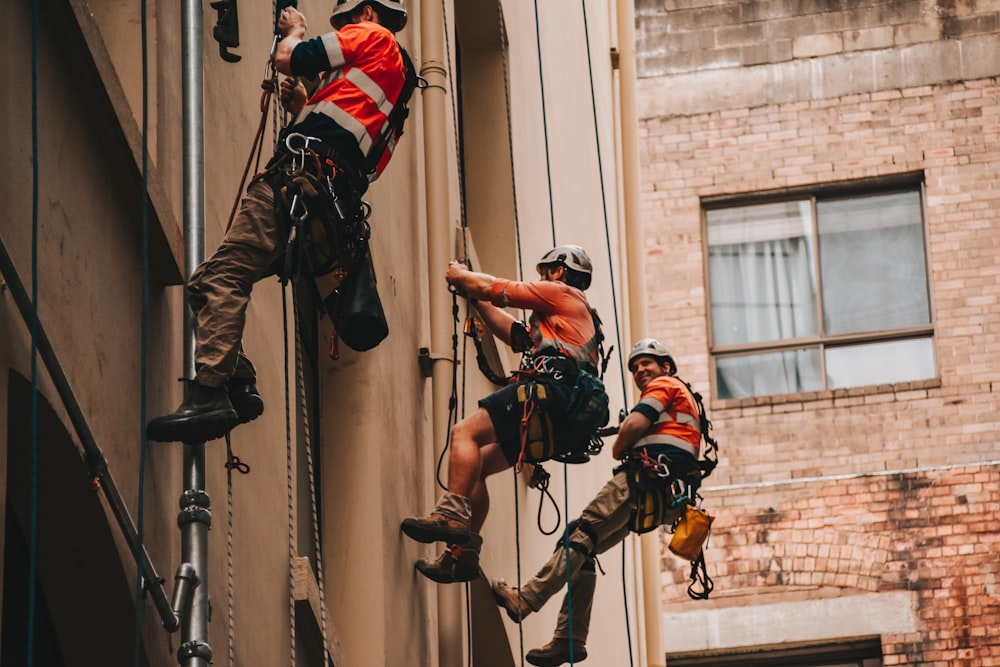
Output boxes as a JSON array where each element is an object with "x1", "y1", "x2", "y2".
[
  {"x1": 419, "y1": 0, "x2": 462, "y2": 665},
  {"x1": 179, "y1": 0, "x2": 212, "y2": 664},
  {"x1": 615, "y1": 0, "x2": 665, "y2": 664}
]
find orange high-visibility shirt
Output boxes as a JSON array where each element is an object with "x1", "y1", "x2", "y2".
[
  {"x1": 632, "y1": 375, "x2": 702, "y2": 458},
  {"x1": 290, "y1": 21, "x2": 405, "y2": 179},
  {"x1": 488, "y1": 278, "x2": 600, "y2": 366}
]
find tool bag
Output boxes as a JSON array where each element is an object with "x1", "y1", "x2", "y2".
[{"x1": 322, "y1": 241, "x2": 388, "y2": 352}]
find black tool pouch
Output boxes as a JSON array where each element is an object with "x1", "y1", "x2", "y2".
[{"x1": 323, "y1": 241, "x2": 388, "y2": 352}]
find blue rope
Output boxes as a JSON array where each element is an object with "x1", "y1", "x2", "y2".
[
  {"x1": 133, "y1": 0, "x2": 151, "y2": 661},
  {"x1": 28, "y1": 0, "x2": 41, "y2": 662}
]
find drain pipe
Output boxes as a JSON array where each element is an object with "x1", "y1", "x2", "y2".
[
  {"x1": 615, "y1": 0, "x2": 665, "y2": 665},
  {"x1": 175, "y1": 0, "x2": 212, "y2": 664},
  {"x1": 418, "y1": 2, "x2": 462, "y2": 667}
]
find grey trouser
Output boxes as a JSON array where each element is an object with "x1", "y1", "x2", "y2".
[
  {"x1": 187, "y1": 179, "x2": 284, "y2": 388},
  {"x1": 520, "y1": 470, "x2": 683, "y2": 643}
]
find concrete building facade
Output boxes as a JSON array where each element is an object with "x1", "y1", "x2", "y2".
[
  {"x1": 0, "y1": 0, "x2": 662, "y2": 666},
  {"x1": 635, "y1": 1, "x2": 1000, "y2": 665}
]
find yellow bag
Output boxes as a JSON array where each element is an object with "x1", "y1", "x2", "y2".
[{"x1": 668, "y1": 504, "x2": 713, "y2": 561}]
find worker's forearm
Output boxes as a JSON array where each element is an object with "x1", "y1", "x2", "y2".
[
  {"x1": 611, "y1": 414, "x2": 650, "y2": 459},
  {"x1": 474, "y1": 301, "x2": 515, "y2": 345}
]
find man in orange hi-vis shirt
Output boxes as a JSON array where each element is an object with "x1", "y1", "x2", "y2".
[
  {"x1": 401, "y1": 245, "x2": 609, "y2": 584},
  {"x1": 147, "y1": 0, "x2": 413, "y2": 445},
  {"x1": 491, "y1": 338, "x2": 704, "y2": 667}
]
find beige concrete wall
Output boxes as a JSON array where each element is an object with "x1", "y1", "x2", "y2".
[
  {"x1": 1, "y1": 0, "x2": 638, "y2": 666},
  {"x1": 636, "y1": 0, "x2": 1000, "y2": 664}
]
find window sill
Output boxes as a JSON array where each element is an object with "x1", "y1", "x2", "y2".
[{"x1": 713, "y1": 377, "x2": 942, "y2": 411}]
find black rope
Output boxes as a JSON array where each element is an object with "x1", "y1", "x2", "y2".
[{"x1": 435, "y1": 290, "x2": 462, "y2": 491}]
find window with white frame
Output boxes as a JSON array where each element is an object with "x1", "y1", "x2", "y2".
[{"x1": 705, "y1": 180, "x2": 935, "y2": 400}]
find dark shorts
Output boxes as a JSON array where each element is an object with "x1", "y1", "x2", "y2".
[{"x1": 479, "y1": 379, "x2": 573, "y2": 466}]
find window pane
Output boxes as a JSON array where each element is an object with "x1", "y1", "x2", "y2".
[
  {"x1": 818, "y1": 191, "x2": 930, "y2": 336},
  {"x1": 825, "y1": 338, "x2": 935, "y2": 388},
  {"x1": 715, "y1": 348, "x2": 823, "y2": 399},
  {"x1": 707, "y1": 201, "x2": 818, "y2": 346}
]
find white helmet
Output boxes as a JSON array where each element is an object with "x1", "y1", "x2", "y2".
[
  {"x1": 332, "y1": 0, "x2": 407, "y2": 31},
  {"x1": 536, "y1": 244, "x2": 593, "y2": 290},
  {"x1": 627, "y1": 338, "x2": 675, "y2": 374}
]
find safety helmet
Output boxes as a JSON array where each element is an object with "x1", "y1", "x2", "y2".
[
  {"x1": 332, "y1": 0, "x2": 407, "y2": 32},
  {"x1": 627, "y1": 338, "x2": 676, "y2": 374},
  {"x1": 535, "y1": 244, "x2": 593, "y2": 290}
]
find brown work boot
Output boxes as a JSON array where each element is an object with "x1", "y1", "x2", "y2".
[
  {"x1": 526, "y1": 638, "x2": 587, "y2": 667},
  {"x1": 400, "y1": 512, "x2": 471, "y2": 545},
  {"x1": 146, "y1": 381, "x2": 239, "y2": 444},
  {"x1": 491, "y1": 578, "x2": 534, "y2": 623},
  {"x1": 415, "y1": 543, "x2": 480, "y2": 583}
]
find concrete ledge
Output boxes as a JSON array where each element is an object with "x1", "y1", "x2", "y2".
[{"x1": 663, "y1": 590, "x2": 918, "y2": 655}]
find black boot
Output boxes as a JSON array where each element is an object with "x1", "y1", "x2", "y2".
[
  {"x1": 146, "y1": 381, "x2": 239, "y2": 443},
  {"x1": 227, "y1": 351, "x2": 264, "y2": 425}
]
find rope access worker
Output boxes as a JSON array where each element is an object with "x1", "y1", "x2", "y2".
[
  {"x1": 147, "y1": 0, "x2": 411, "y2": 444},
  {"x1": 489, "y1": 338, "x2": 704, "y2": 667},
  {"x1": 400, "y1": 245, "x2": 606, "y2": 583}
]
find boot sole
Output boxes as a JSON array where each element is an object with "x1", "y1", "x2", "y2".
[
  {"x1": 415, "y1": 561, "x2": 480, "y2": 584},
  {"x1": 400, "y1": 519, "x2": 472, "y2": 545},
  {"x1": 146, "y1": 409, "x2": 239, "y2": 444},
  {"x1": 526, "y1": 649, "x2": 587, "y2": 667}
]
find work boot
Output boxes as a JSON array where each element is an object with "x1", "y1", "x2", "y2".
[
  {"x1": 401, "y1": 512, "x2": 472, "y2": 545},
  {"x1": 146, "y1": 381, "x2": 239, "y2": 444},
  {"x1": 227, "y1": 377, "x2": 263, "y2": 425},
  {"x1": 415, "y1": 541, "x2": 480, "y2": 583},
  {"x1": 526, "y1": 638, "x2": 588, "y2": 667},
  {"x1": 491, "y1": 578, "x2": 533, "y2": 623},
  {"x1": 227, "y1": 351, "x2": 263, "y2": 425}
]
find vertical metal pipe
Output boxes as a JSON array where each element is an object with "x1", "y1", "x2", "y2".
[
  {"x1": 419, "y1": 0, "x2": 462, "y2": 664},
  {"x1": 179, "y1": 0, "x2": 212, "y2": 664}
]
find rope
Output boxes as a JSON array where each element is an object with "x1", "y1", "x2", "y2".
[
  {"x1": 133, "y1": 0, "x2": 151, "y2": 661},
  {"x1": 435, "y1": 290, "x2": 461, "y2": 491},
  {"x1": 580, "y1": 0, "x2": 628, "y2": 401},
  {"x1": 531, "y1": 0, "x2": 557, "y2": 246},
  {"x1": 513, "y1": 470, "x2": 525, "y2": 667},
  {"x1": 622, "y1": 543, "x2": 634, "y2": 667},
  {"x1": 294, "y1": 292, "x2": 332, "y2": 665},
  {"x1": 225, "y1": 436, "x2": 237, "y2": 667},
  {"x1": 282, "y1": 288, "x2": 297, "y2": 667},
  {"x1": 28, "y1": 0, "x2": 41, "y2": 661}
]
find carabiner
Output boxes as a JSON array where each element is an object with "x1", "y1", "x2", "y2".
[
  {"x1": 287, "y1": 192, "x2": 309, "y2": 225},
  {"x1": 656, "y1": 453, "x2": 672, "y2": 478}
]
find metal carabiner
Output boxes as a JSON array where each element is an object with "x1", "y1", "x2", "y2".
[
  {"x1": 287, "y1": 192, "x2": 309, "y2": 226},
  {"x1": 656, "y1": 453, "x2": 672, "y2": 478},
  {"x1": 284, "y1": 132, "x2": 315, "y2": 173}
]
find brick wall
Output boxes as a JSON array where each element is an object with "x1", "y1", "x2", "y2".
[
  {"x1": 661, "y1": 465, "x2": 1000, "y2": 665},
  {"x1": 638, "y1": 34, "x2": 1000, "y2": 667},
  {"x1": 636, "y1": 0, "x2": 1000, "y2": 78}
]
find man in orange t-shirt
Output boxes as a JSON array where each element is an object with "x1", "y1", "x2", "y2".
[
  {"x1": 401, "y1": 245, "x2": 605, "y2": 583},
  {"x1": 490, "y1": 337, "x2": 703, "y2": 667}
]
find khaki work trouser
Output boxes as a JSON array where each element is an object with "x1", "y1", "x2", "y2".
[
  {"x1": 519, "y1": 470, "x2": 683, "y2": 644},
  {"x1": 187, "y1": 179, "x2": 285, "y2": 388}
]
